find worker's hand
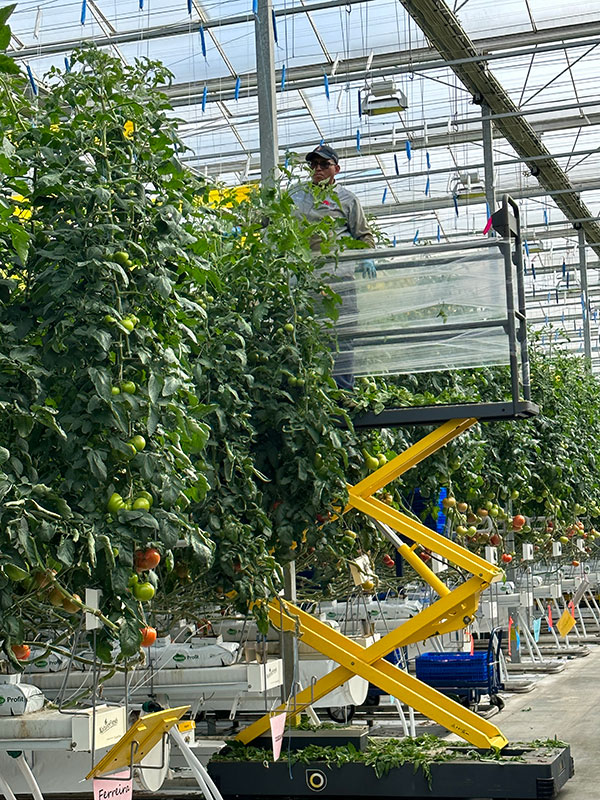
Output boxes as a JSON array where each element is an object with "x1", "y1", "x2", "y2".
[{"x1": 358, "y1": 259, "x2": 377, "y2": 279}]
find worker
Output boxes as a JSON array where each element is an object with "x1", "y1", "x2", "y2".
[{"x1": 289, "y1": 144, "x2": 376, "y2": 390}]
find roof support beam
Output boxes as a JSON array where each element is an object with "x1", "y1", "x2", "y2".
[
  {"x1": 396, "y1": 0, "x2": 600, "y2": 257},
  {"x1": 9, "y1": 0, "x2": 376, "y2": 59},
  {"x1": 165, "y1": 27, "x2": 600, "y2": 106}
]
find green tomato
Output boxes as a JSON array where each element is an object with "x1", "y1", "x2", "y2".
[
  {"x1": 132, "y1": 497, "x2": 151, "y2": 511},
  {"x1": 283, "y1": 323, "x2": 294, "y2": 333},
  {"x1": 107, "y1": 493, "x2": 125, "y2": 513},
  {"x1": 104, "y1": 315, "x2": 117, "y2": 324},
  {"x1": 111, "y1": 386, "x2": 121, "y2": 395},
  {"x1": 130, "y1": 435, "x2": 146, "y2": 451},
  {"x1": 137, "y1": 490, "x2": 154, "y2": 507},
  {"x1": 121, "y1": 381, "x2": 136, "y2": 394},
  {"x1": 123, "y1": 443, "x2": 137, "y2": 460},
  {"x1": 133, "y1": 581, "x2": 155, "y2": 602},
  {"x1": 113, "y1": 251, "x2": 131, "y2": 266},
  {"x1": 128, "y1": 573, "x2": 139, "y2": 587},
  {"x1": 121, "y1": 319, "x2": 135, "y2": 333}
]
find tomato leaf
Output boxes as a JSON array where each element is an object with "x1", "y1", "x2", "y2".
[
  {"x1": 119, "y1": 613, "x2": 142, "y2": 657},
  {"x1": 86, "y1": 449, "x2": 107, "y2": 482}
]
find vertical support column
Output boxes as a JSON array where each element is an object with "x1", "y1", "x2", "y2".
[
  {"x1": 254, "y1": 0, "x2": 279, "y2": 187},
  {"x1": 481, "y1": 102, "x2": 496, "y2": 227},
  {"x1": 577, "y1": 228, "x2": 592, "y2": 370},
  {"x1": 282, "y1": 561, "x2": 298, "y2": 704}
]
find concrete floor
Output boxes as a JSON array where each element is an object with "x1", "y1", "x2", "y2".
[{"x1": 482, "y1": 643, "x2": 600, "y2": 799}]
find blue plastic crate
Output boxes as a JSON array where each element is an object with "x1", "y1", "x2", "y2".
[{"x1": 415, "y1": 651, "x2": 491, "y2": 688}]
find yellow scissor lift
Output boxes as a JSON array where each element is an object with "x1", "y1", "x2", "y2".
[{"x1": 238, "y1": 196, "x2": 538, "y2": 752}]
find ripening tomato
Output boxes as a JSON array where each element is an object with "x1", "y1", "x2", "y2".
[
  {"x1": 11, "y1": 644, "x2": 30, "y2": 661},
  {"x1": 140, "y1": 626, "x2": 157, "y2": 647}
]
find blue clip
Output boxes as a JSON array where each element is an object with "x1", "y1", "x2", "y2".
[
  {"x1": 381, "y1": 188, "x2": 387, "y2": 204},
  {"x1": 532, "y1": 263, "x2": 536, "y2": 280},
  {"x1": 64, "y1": 56, "x2": 71, "y2": 72},
  {"x1": 555, "y1": 290, "x2": 559, "y2": 304},
  {"x1": 541, "y1": 335, "x2": 545, "y2": 346},
  {"x1": 356, "y1": 129, "x2": 361, "y2": 152},
  {"x1": 280, "y1": 64, "x2": 286, "y2": 91},
  {"x1": 437, "y1": 225, "x2": 441, "y2": 242},
  {"x1": 202, "y1": 85, "x2": 208, "y2": 112},
  {"x1": 426, "y1": 151, "x2": 431, "y2": 170},
  {"x1": 394, "y1": 154, "x2": 399, "y2": 176},
  {"x1": 392, "y1": 235, "x2": 397, "y2": 247},
  {"x1": 319, "y1": 137, "x2": 324, "y2": 145},
  {"x1": 284, "y1": 155, "x2": 289, "y2": 168},
  {"x1": 524, "y1": 240, "x2": 530, "y2": 256},
  {"x1": 562, "y1": 260, "x2": 566, "y2": 277},
  {"x1": 544, "y1": 209, "x2": 548, "y2": 225},
  {"x1": 413, "y1": 229, "x2": 419, "y2": 244},
  {"x1": 271, "y1": 9, "x2": 278, "y2": 43},
  {"x1": 139, "y1": 0, "x2": 143, "y2": 8},
  {"x1": 566, "y1": 271, "x2": 569, "y2": 288},
  {"x1": 234, "y1": 75, "x2": 241, "y2": 100},
  {"x1": 252, "y1": 0, "x2": 258, "y2": 14},
  {"x1": 358, "y1": 89, "x2": 362, "y2": 118},
  {"x1": 187, "y1": 0, "x2": 192, "y2": 14},
  {"x1": 323, "y1": 73, "x2": 330, "y2": 100},
  {"x1": 405, "y1": 140, "x2": 411, "y2": 161},
  {"x1": 425, "y1": 177, "x2": 430, "y2": 196},
  {"x1": 26, "y1": 64, "x2": 38, "y2": 96},
  {"x1": 80, "y1": 0, "x2": 87, "y2": 25},
  {"x1": 452, "y1": 193, "x2": 459, "y2": 217},
  {"x1": 199, "y1": 24, "x2": 206, "y2": 57}
]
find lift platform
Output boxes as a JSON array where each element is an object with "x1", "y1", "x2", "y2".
[{"x1": 236, "y1": 197, "x2": 543, "y2": 756}]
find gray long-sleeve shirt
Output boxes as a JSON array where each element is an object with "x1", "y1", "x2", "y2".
[{"x1": 289, "y1": 182, "x2": 375, "y2": 250}]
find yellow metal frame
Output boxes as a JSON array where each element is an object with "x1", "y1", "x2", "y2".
[
  {"x1": 237, "y1": 419, "x2": 507, "y2": 750},
  {"x1": 86, "y1": 705, "x2": 190, "y2": 779}
]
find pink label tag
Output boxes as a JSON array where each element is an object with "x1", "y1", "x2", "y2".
[
  {"x1": 270, "y1": 712, "x2": 287, "y2": 761},
  {"x1": 93, "y1": 771, "x2": 132, "y2": 800},
  {"x1": 482, "y1": 216, "x2": 493, "y2": 235}
]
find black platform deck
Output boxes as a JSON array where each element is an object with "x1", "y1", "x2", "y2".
[
  {"x1": 352, "y1": 400, "x2": 539, "y2": 429},
  {"x1": 209, "y1": 743, "x2": 573, "y2": 799}
]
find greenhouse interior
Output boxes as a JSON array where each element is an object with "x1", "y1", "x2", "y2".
[{"x1": 2, "y1": 0, "x2": 600, "y2": 798}]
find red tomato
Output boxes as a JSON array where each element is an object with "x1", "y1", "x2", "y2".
[
  {"x1": 501, "y1": 553, "x2": 513, "y2": 563},
  {"x1": 135, "y1": 548, "x2": 161, "y2": 572},
  {"x1": 11, "y1": 644, "x2": 30, "y2": 661},
  {"x1": 512, "y1": 515, "x2": 525, "y2": 529},
  {"x1": 140, "y1": 626, "x2": 157, "y2": 647}
]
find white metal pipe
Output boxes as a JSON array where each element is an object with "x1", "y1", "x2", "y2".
[
  {"x1": 0, "y1": 772, "x2": 18, "y2": 800},
  {"x1": 170, "y1": 726, "x2": 224, "y2": 800},
  {"x1": 14, "y1": 755, "x2": 45, "y2": 800}
]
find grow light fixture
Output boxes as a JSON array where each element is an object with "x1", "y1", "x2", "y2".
[
  {"x1": 450, "y1": 170, "x2": 486, "y2": 199},
  {"x1": 361, "y1": 80, "x2": 408, "y2": 116}
]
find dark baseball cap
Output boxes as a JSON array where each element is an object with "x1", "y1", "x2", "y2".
[{"x1": 306, "y1": 144, "x2": 339, "y2": 165}]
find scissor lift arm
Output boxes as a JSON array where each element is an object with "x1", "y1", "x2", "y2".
[{"x1": 238, "y1": 418, "x2": 508, "y2": 750}]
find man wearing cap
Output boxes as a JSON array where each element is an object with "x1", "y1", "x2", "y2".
[
  {"x1": 289, "y1": 144, "x2": 376, "y2": 391},
  {"x1": 290, "y1": 144, "x2": 375, "y2": 251}
]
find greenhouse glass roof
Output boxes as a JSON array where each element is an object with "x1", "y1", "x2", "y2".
[{"x1": 7, "y1": 0, "x2": 600, "y2": 367}]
